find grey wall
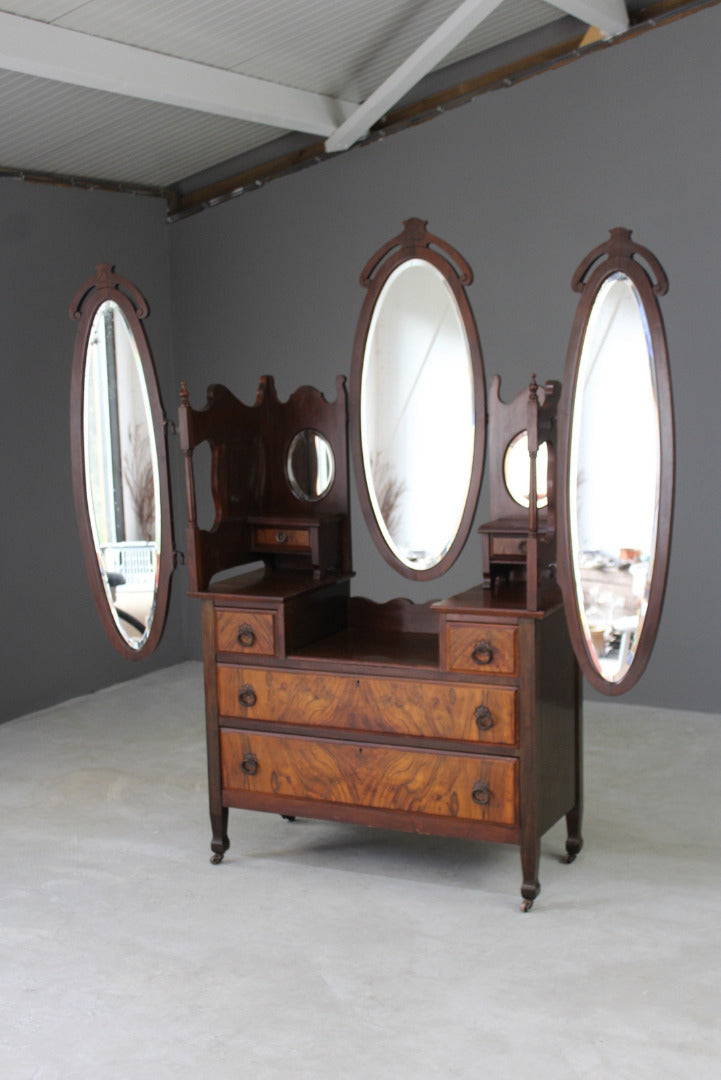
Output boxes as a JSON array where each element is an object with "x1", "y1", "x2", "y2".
[
  {"x1": 3, "y1": 8, "x2": 720, "y2": 721},
  {"x1": 1, "y1": 181, "x2": 185, "y2": 723},
  {"x1": 169, "y1": 7, "x2": 721, "y2": 713}
]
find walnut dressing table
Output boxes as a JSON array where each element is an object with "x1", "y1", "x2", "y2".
[{"x1": 179, "y1": 223, "x2": 673, "y2": 910}]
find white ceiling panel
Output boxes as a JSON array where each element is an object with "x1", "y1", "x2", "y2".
[
  {"x1": 0, "y1": 1, "x2": 675, "y2": 205},
  {"x1": 0, "y1": 68, "x2": 286, "y2": 187}
]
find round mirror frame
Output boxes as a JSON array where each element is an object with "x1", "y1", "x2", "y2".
[
  {"x1": 557, "y1": 229, "x2": 674, "y2": 695},
  {"x1": 350, "y1": 218, "x2": 486, "y2": 580},
  {"x1": 70, "y1": 264, "x2": 174, "y2": 661}
]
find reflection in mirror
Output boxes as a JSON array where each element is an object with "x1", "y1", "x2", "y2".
[
  {"x1": 503, "y1": 432, "x2": 548, "y2": 509},
  {"x1": 570, "y1": 274, "x2": 659, "y2": 682},
  {"x1": 287, "y1": 428, "x2": 335, "y2": 501},
  {"x1": 559, "y1": 229, "x2": 673, "y2": 694},
  {"x1": 84, "y1": 301, "x2": 160, "y2": 647},
  {"x1": 70, "y1": 265, "x2": 173, "y2": 661},
  {"x1": 361, "y1": 259, "x2": 475, "y2": 570}
]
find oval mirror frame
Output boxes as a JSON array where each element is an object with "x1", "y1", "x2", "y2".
[
  {"x1": 350, "y1": 218, "x2": 486, "y2": 580},
  {"x1": 557, "y1": 229, "x2": 674, "y2": 695},
  {"x1": 70, "y1": 265, "x2": 174, "y2": 661}
]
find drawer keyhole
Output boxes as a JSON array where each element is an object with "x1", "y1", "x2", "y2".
[
  {"x1": 471, "y1": 640, "x2": 494, "y2": 666},
  {"x1": 238, "y1": 684, "x2": 257, "y2": 708},
  {"x1": 237, "y1": 624, "x2": 256, "y2": 648},
  {"x1": 471, "y1": 780, "x2": 491, "y2": 806},
  {"x1": 276, "y1": 530, "x2": 288, "y2": 544},
  {"x1": 474, "y1": 705, "x2": 494, "y2": 732},
  {"x1": 241, "y1": 752, "x2": 258, "y2": 775}
]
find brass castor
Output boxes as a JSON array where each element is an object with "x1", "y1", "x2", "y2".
[{"x1": 210, "y1": 851, "x2": 224, "y2": 864}]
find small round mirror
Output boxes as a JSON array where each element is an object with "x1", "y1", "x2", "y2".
[
  {"x1": 558, "y1": 230, "x2": 673, "y2": 694},
  {"x1": 70, "y1": 266, "x2": 173, "y2": 660},
  {"x1": 503, "y1": 432, "x2": 548, "y2": 509},
  {"x1": 287, "y1": 428, "x2": 335, "y2": 501}
]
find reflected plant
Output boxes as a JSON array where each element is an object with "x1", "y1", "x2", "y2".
[
  {"x1": 371, "y1": 453, "x2": 406, "y2": 536},
  {"x1": 123, "y1": 422, "x2": 155, "y2": 540}
]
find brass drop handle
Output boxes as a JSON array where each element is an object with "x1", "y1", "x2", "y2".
[
  {"x1": 237, "y1": 623, "x2": 256, "y2": 648},
  {"x1": 241, "y1": 752, "x2": 258, "y2": 775},
  {"x1": 238, "y1": 684, "x2": 257, "y2": 708},
  {"x1": 276, "y1": 530, "x2": 288, "y2": 544},
  {"x1": 474, "y1": 705, "x2": 494, "y2": 732},
  {"x1": 471, "y1": 640, "x2": 494, "y2": 666},
  {"x1": 471, "y1": 780, "x2": 491, "y2": 806}
]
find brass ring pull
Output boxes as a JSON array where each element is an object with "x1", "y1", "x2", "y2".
[
  {"x1": 241, "y1": 752, "x2": 258, "y2": 775},
  {"x1": 471, "y1": 780, "x2": 491, "y2": 806},
  {"x1": 238, "y1": 684, "x2": 257, "y2": 708},
  {"x1": 276, "y1": 530, "x2": 288, "y2": 544},
  {"x1": 237, "y1": 623, "x2": 256, "y2": 648},
  {"x1": 474, "y1": 705, "x2": 494, "y2": 732},
  {"x1": 471, "y1": 640, "x2": 494, "y2": 666}
]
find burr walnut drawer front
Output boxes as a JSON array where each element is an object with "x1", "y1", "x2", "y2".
[
  {"x1": 445, "y1": 623, "x2": 518, "y2": 676},
  {"x1": 220, "y1": 730, "x2": 519, "y2": 827},
  {"x1": 217, "y1": 665, "x2": 518, "y2": 746},
  {"x1": 215, "y1": 609, "x2": 276, "y2": 657}
]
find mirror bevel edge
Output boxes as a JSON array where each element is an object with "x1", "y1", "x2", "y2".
[
  {"x1": 557, "y1": 229, "x2": 674, "y2": 695},
  {"x1": 349, "y1": 219, "x2": 487, "y2": 581},
  {"x1": 70, "y1": 265, "x2": 174, "y2": 661}
]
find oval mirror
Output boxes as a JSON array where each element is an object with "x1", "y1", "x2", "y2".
[
  {"x1": 558, "y1": 230, "x2": 674, "y2": 694},
  {"x1": 287, "y1": 428, "x2": 335, "y2": 501},
  {"x1": 350, "y1": 219, "x2": 485, "y2": 579},
  {"x1": 503, "y1": 432, "x2": 548, "y2": 509},
  {"x1": 70, "y1": 265, "x2": 174, "y2": 660}
]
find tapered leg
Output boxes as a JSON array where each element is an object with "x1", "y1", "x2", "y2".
[
  {"x1": 210, "y1": 806, "x2": 229, "y2": 864},
  {"x1": 520, "y1": 834, "x2": 540, "y2": 911}
]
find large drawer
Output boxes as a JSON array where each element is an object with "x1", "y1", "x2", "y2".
[
  {"x1": 444, "y1": 622, "x2": 518, "y2": 676},
  {"x1": 217, "y1": 665, "x2": 518, "y2": 746},
  {"x1": 220, "y1": 729, "x2": 519, "y2": 827}
]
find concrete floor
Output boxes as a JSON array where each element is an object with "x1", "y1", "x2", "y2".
[{"x1": 1, "y1": 661, "x2": 719, "y2": 1079}]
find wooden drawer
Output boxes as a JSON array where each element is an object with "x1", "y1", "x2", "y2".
[
  {"x1": 217, "y1": 665, "x2": 518, "y2": 746},
  {"x1": 220, "y1": 730, "x2": 519, "y2": 827},
  {"x1": 445, "y1": 622, "x2": 518, "y2": 676},
  {"x1": 215, "y1": 609, "x2": 276, "y2": 657},
  {"x1": 490, "y1": 536, "x2": 527, "y2": 559},
  {"x1": 252, "y1": 525, "x2": 310, "y2": 551}
]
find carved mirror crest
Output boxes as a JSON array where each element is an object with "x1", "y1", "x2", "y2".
[
  {"x1": 558, "y1": 229, "x2": 674, "y2": 694},
  {"x1": 350, "y1": 218, "x2": 486, "y2": 579},
  {"x1": 70, "y1": 265, "x2": 174, "y2": 659}
]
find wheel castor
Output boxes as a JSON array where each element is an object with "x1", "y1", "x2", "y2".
[
  {"x1": 521, "y1": 898, "x2": 534, "y2": 912},
  {"x1": 282, "y1": 815, "x2": 296, "y2": 822},
  {"x1": 210, "y1": 851, "x2": 225, "y2": 864}
]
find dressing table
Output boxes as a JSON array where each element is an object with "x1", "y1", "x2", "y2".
[{"x1": 179, "y1": 222, "x2": 672, "y2": 909}]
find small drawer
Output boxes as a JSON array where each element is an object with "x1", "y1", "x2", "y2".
[
  {"x1": 490, "y1": 536, "x2": 527, "y2": 559},
  {"x1": 253, "y1": 525, "x2": 311, "y2": 551},
  {"x1": 445, "y1": 622, "x2": 518, "y2": 676},
  {"x1": 215, "y1": 609, "x2": 276, "y2": 657},
  {"x1": 220, "y1": 730, "x2": 519, "y2": 828}
]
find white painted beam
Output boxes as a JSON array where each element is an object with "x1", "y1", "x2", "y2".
[
  {"x1": 325, "y1": 0, "x2": 505, "y2": 154},
  {"x1": 0, "y1": 12, "x2": 356, "y2": 135},
  {"x1": 551, "y1": 1, "x2": 629, "y2": 38}
]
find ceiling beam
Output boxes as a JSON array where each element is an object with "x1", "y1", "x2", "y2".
[
  {"x1": 324, "y1": 0, "x2": 506, "y2": 153},
  {"x1": 0, "y1": 12, "x2": 356, "y2": 136},
  {"x1": 551, "y1": 1, "x2": 629, "y2": 37}
]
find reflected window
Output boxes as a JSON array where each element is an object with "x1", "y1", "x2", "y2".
[{"x1": 84, "y1": 301, "x2": 160, "y2": 646}]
